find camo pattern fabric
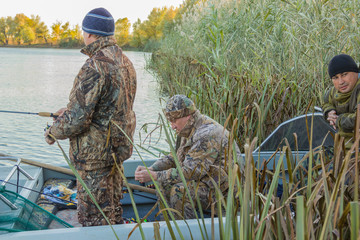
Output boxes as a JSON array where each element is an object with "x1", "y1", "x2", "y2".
[
  {"x1": 49, "y1": 35, "x2": 136, "y2": 170},
  {"x1": 158, "y1": 181, "x2": 211, "y2": 219},
  {"x1": 151, "y1": 110, "x2": 243, "y2": 219},
  {"x1": 77, "y1": 165, "x2": 123, "y2": 226},
  {"x1": 48, "y1": 36, "x2": 136, "y2": 226},
  {"x1": 163, "y1": 94, "x2": 197, "y2": 122},
  {"x1": 322, "y1": 77, "x2": 360, "y2": 148}
]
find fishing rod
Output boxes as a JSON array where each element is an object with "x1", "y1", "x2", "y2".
[{"x1": 0, "y1": 110, "x2": 58, "y2": 118}]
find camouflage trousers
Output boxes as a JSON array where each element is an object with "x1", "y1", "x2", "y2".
[
  {"x1": 159, "y1": 181, "x2": 214, "y2": 220},
  {"x1": 77, "y1": 165, "x2": 123, "y2": 226}
]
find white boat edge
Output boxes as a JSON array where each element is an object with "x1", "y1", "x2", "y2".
[{"x1": 4, "y1": 216, "x2": 229, "y2": 240}]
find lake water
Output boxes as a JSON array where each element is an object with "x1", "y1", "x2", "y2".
[{"x1": 0, "y1": 47, "x2": 168, "y2": 166}]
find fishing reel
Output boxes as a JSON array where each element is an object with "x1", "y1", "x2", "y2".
[{"x1": 44, "y1": 124, "x2": 51, "y2": 133}]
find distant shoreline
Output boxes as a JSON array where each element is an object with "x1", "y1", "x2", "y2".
[
  {"x1": 0, "y1": 44, "x2": 80, "y2": 49},
  {"x1": 0, "y1": 44, "x2": 141, "y2": 51}
]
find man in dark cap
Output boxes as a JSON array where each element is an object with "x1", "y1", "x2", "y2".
[
  {"x1": 44, "y1": 7, "x2": 137, "y2": 226},
  {"x1": 322, "y1": 54, "x2": 360, "y2": 149},
  {"x1": 135, "y1": 95, "x2": 243, "y2": 219}
]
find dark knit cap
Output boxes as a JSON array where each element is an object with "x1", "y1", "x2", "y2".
[
  {"x1": 328, "y1": 54, "x2": 359, "y2": 78},
  {"x1": 82, "y1": 8, "x2": 115, "y2": 36}
]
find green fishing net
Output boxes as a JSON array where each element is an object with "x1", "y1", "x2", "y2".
[{"x1": 0, "y1": 186, "x2": 73, "y2": 233}]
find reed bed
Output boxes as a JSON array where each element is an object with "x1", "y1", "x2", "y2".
[
  {"x1": 144, "y1": 1, "x2": 360, "y2": 238},
  {"x1": 148, "y1": 0, "x2": 360, "y2": 148},
  {"x1": 130, "y1": 114, "x2": 360, "y2": 239}
]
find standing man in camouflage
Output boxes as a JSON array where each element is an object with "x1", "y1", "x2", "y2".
[
  {"x1": 44, "y1": 7, "x2": 136, "y2": 226},
  {"x1": 135, "y1": 95, "x2": 241, "y2": 219}
]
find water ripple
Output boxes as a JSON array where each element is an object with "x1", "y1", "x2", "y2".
[{"x1": 0, "y1": 49, "x2": 167, "y2": 165}]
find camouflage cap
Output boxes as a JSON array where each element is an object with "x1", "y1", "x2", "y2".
[{"x1": 163, "y1": 95, "x2": 196, "y2": 122}]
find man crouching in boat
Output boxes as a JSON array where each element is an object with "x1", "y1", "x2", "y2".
[
  {"x1": 135, "y1": 95, "x2": 242, "y2": 220},
  {"x1": 322, "y1": 54, "x2": 360, "y2": 150},
  {"x1": 44, "y1": 7, "x2": 136, "y2": 226}
]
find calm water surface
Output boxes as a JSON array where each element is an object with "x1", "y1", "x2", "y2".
[{"x1": 0, "y1": 48, "x2": 167, "y2": 166}]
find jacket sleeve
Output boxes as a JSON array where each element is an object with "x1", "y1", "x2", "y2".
[
  {"x1": 322, "y1": 87, "x2": 336, "y2": 120},
  {"x1": 151, "y1": 155, "x2": 175, "y2": 171},
  {"x1": 336, "y1": 88, "x2": 360, "y2": 132},
  {"x1": 336, "y1": 112, "x2": 356, "y2": 132},
  {"x1": 49, "y1": 63, "x2": 102, "y2": 139},
  {"x1": 155, "y1": 137, "x2": 219, "y2": 186}
]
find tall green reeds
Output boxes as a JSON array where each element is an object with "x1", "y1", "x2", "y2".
[
  {"x1": 133, "y1": 106, "x2": 359, "y2": 239},
  {"x1": 132, "y1": 111, "x2": 360, "y2": 239},
  {"x1": 148, "y1": 0, "x2": 360, "y2": 148}
]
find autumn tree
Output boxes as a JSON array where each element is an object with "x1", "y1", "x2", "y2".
[
  {"x1": 131, "y1": 19, "x2": 145, "y2": 48},
  {"x1": 143, "y1": 7, "x2": 168, "y2": 41},
  {"x1": 50, "y1": 21, "x2": 82, "y2": 47},
  {"x1": 60, "y1": 24, "x2": 83, "y2": 48},
  {"x1": 0, "y1": 17, "x2": 12, "y2": 45},
  {"x1": 29, "y1": 15, "x2": 49, "y2": 43},
  {"x1": 115, "y1": 17, "x2": 131, "y2": 47},
  {"x1": 51, "y1": 21, "x2": 67, "y2": 43},
  {"x1": 69, "y1": 25, "x2": 82, "y2": 40},
  {"x1": 129, "y1": 6, "x2": 179, "y2": 50},
  {"x1": 13, "y1": 14, "x2": 34, "y2": 44},
  {"x1": 130, "y1": 9, "x2": 165, "y2": 49},
  {"x1": 161, "y1": 7, "x2": 178, "y2": 35}
]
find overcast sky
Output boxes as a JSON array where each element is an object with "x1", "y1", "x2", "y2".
[{"x1": 0, "y1": 0, "x2": 184, "y2": 28}]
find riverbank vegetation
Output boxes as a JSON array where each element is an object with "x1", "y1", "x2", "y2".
[
  {"x1": 148, "y1": 0, "x2": 360, "y2": 148},
  {"x1": 144, "y1": 0, "x2": 360, "y2": 238}
]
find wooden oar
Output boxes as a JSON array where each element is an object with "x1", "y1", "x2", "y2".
[{"x1": 0, "y1": 154, "x2": 156, "y2": 195}]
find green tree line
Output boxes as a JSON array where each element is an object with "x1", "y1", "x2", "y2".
[{"x1": 0, "y1": 5, "x2": 180, "y2": 49}]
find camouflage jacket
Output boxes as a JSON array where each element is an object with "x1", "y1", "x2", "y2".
[
  {"x1": 49, "y1": 36, "x2": 137, "y2": 170},
  {"x1": 322, "y1": 77, "x2": 360, "y2": 147},
  {"x1": 151, "y1": 110, "x2": 242, "y2": 192}
]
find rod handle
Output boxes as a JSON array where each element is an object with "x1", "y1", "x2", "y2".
[{"x1": 38, "y1": 112, "x2": 59, "y2": 118}]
